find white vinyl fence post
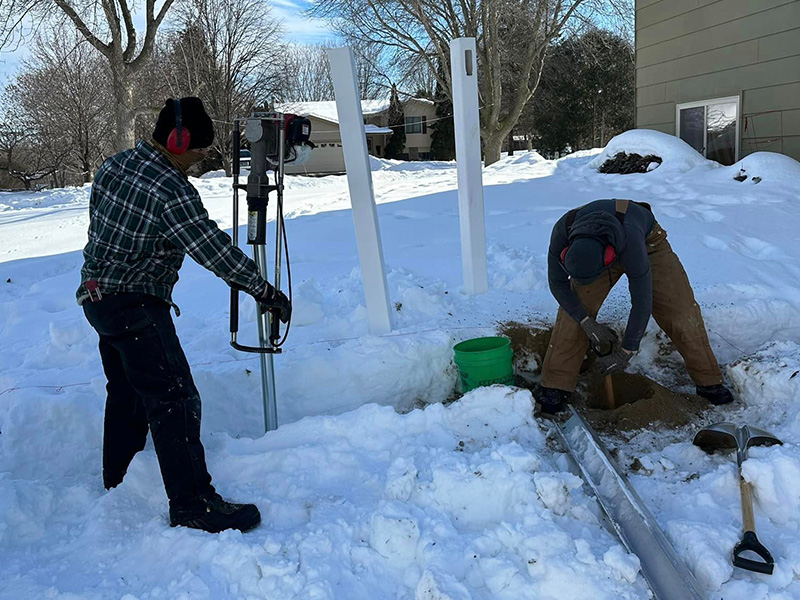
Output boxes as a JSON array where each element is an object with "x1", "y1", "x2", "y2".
[
  {"x1": 450, "y1": 37, "x2": 488, "y2": 295},
  {"x1": 326, "y1": 46, "x2": 393, "y2": 335}
]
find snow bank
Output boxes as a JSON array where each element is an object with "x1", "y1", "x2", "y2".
[
  {"x1": 199, "y1": 169, "x2": 228, "y2": 179},
  {"x1": 370, "y1": 156, "x2": 455, "y2": 172},
  {"x1": 718, "y1": 152, "x2": 800, "y2": 185},
  {"x1": 0, "y1": 184, "x2": 90, "y2": 212},
  {"x1": 727, "y1": 341, "x2": 800, "y2": 430},
  {"x1": 629, "y1": 341, "x2": 800, "y2": 596},
  {"x1": 483, "y1": 151, "x2": 547, "y2": 172},
  {"x1": 0, "y1": 387, "x2": 649, "y2": 599},
  {"x1": 587, "y1": 129, "x2": 712, "y2": 173}
]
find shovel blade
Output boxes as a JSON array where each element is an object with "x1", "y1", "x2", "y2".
[
  {"x1": 693, "y1": 422, "x2": 782, "y2": 454},
  {"x1": 742, "y1": 425, "x2": 782, "y2": 450},
  {"x1": 693, "y1": 422, "x2": 738, "y2": 452}
]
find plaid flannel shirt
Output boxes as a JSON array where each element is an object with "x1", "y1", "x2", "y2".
[{"x1": 76, "y1": 141, "x2": 267, "y2": 307}]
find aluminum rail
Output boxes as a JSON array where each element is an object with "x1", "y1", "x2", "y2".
[{"x1": 555, "y1": 407, "x2": 715, "y2": 600}]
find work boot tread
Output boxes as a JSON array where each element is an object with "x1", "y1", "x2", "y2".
[{"x1": 170, "y1": 493, "x2": 261, "y2": 533}]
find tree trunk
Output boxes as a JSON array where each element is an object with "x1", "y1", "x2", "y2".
[
  {"x1": 483, "y1": 132, "x2": 505, "y2": 166},
  {"x1": 507, "y1": 129, "x2": 514, "y2": 156},
  {"x1": 111, "y1": 63, "x2": 136, "y2": 153}
]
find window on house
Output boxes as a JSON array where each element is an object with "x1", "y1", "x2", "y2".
[
  {"x1": 405, "y1": 116, "x2": 423, "y2": 134},
  {"x1": 676, "y1": 96, "x2": 739, "y2": 165}
]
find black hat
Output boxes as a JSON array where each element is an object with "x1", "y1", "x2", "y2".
[
  {"x1": 563, "y1": 237, "x2": 605, "y2": 284},
  {"x1": 153, "y1": 97, "x2": 214, "y2": 150}
]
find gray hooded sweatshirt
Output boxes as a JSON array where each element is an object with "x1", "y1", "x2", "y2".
[{"x1": 547, "y1": 199, "x2": 655, "y2": 351}]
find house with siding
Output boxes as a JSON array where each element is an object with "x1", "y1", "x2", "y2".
[
  {"x1": 279, "y1": 98, "x2": 436, "y2": 174},
  {"x1": 635, "y1": 0, "x2": 800, "y2": 164}
]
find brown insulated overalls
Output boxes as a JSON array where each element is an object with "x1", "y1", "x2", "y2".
[{"x1": 540, "y1": 201, "x2": 723, "y2": 392}]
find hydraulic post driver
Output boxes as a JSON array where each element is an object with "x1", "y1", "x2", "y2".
[{"x1": 229, "y1": 111, "x2": 314, "y2": 432}]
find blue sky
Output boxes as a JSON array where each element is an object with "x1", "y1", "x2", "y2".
[{"x1": 0, "y1": 0, "x2": 334, "y2": 85}]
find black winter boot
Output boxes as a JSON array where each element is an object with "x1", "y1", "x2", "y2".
[
  {"x1": 170, "y1": 493, "x2": 261, "y2": 533},
  {"x1": 696, "y1": 384, "x2": 735, "y2": 406},
  {"x1": 539, "y1": 387, "x2": 571, "y2": 415}
]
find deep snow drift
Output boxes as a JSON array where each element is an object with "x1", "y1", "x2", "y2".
[{"x1": 2, "y1": 130, "x2": 800, "y2": 599}]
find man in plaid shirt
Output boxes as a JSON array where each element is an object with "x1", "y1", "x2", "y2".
[{"x1": 78, "y1": 97, "x2": 287, "y2": 533}]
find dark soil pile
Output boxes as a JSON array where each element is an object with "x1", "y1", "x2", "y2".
[
  {"x1": 581, "y1": 371, "x2": 705, "y2": 432},
  {"x1": 598, "y1": 152, "x2": 662, "y2": 174},
  {"x1": 498, "y1": 321, "x2": 709, "y2": 434},
  {"x1": 498, "y1": 321, "x2": 552, "y2": 373}
]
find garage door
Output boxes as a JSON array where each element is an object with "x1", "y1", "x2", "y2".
[{"x1": 285, "y1": 142, "x2": 345, "y2": 175}]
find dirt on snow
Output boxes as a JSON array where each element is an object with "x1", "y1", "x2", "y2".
[{"x1": 497, "y1": 321, "x2": 710, "y2": 433}]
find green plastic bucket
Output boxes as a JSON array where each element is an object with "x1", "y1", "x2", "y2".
[{"x1": 453, "y1": 337, "x2": 514, "y2": 393}]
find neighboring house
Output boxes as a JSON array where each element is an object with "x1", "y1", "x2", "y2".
[
  {"x1": 278, "y1": 98, "x2": 436, "y2": 174},
  {"x1": 635, "y1": 0, "x2": 800, "y2": 164}
]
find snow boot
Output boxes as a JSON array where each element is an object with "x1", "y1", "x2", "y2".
[
  {"x1": 169, "y1": 493, "x2": 261, "y2": 533},
  {"x1": 696, "y1": 384, "x2": 734, "y2": 406},
  {"x1": 539, "y1": 387, "x2": 571, "y2": 415}
]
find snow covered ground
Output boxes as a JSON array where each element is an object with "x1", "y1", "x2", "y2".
[{"x1": 2, "y1": 130, "x2": 800, "y2": 599}]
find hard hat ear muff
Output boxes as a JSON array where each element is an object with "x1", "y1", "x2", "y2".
[
  {"x1": 166, "y1": 99, "x2": 191, "y2": 154},
  {"x1": 560, "y1": 244, "x2": 616, "y2": 267},
  {"x1": 604, "y1": 245, "x2": 616, "y2": 267}
]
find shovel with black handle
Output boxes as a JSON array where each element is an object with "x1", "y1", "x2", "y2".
[{"x1": 693, "y1": 423, "x2": 782, "y2": 575}]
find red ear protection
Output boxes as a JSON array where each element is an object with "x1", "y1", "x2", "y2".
[
  {"x1": 166, "y1": 99, "x2": 191, "y2": 155},
  {"x1": 603, "y1": 245, "x2": 616, "y2": 266},
  {"x1": 560, "y1": 244, "x2": 617, "y2": 267}
]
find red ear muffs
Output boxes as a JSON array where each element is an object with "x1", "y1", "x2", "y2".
[
  {"x1": 560, "y1": 244, "x2": 617, "y2": 266},
  {"x1": 167, "y1": 128, "x2": 191, "y2": 154},
  {"x1": 603, "y1": 245, "x2": 616, "y2": 266},
  {"x1": 166, "y1": 99, "x2": 191, "y2": 155}
]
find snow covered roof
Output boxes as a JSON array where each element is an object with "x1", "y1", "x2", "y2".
[
  {"x1": 364, "y1": 124, "x2": 393, "y2": 135},
  {"x1": 278, "y1": 98, "x2": 434, "y2": 125}
]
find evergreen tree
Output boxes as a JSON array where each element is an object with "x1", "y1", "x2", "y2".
[
  {"x1": 429, "y1": 62, "x2": 456, "y2": 161},
  {"x1": 383, "y1": 84, "x2": 406, "y2": 159},
  {"x1": 528, "y1": 30, "x2": 634, "y2": 156}
]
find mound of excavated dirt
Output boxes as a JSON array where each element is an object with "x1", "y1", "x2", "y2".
[
  {"x1": 499, "y1": 322, "x2": 552, "y2": 372},
  {"x1": 498, "y1": 322, "x2": 710, "y2": 433},
  {"x1": 581, "y1": 371, "x2": 706, "y2": 432}
]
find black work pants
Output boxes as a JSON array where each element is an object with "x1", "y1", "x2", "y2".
[{"x1": 83, "y1": 293, "x2": 214, "y2": 507}]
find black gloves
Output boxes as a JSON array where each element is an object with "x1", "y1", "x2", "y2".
[
  {"x1": 258, "y1": 283, "x2": 291, "y2": 324},
  {"x1": 580, "y1": 317, "x2": 631, "y2": 375},
  {"x1": 596, "y1": 348, "x2": 632, "y2": 375},
  {"x1": 580, "y1": 317, "x2": 618, "y2": 355}
]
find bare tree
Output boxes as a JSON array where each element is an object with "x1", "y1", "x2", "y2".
[
  {"x1": 278, "y1": 40, "x2": 388, "y2": 103},
  {"x1": 172, "y1": 0, "x2": 283, "y2": 174},
  {"x1": 1, "y1": 0, "x2": 178, "y2": 152},
  {"x1": 7, "y1": 32, "x2": 112, "y2": 183},
  {"x1": 279, "y1": 43, "x2": 335, "y2": 102},
  {"x1": 0, "y1": 114, "x2": 69, "y2": 189},
  {"x1": 312, "y1": 0, "x2": 590, "y2": 165}
]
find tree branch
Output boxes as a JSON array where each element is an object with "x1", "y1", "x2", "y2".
[{"x1": 52, "y1": 0, "x2": 111, "y2": 57}]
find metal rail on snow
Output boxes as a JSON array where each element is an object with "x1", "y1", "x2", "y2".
[{"x1": 555, "y1": 407, "x2": 715, "y2": 600}]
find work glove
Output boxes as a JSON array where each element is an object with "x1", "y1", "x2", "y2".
[
  {"x1": 580, "y1": 317, "x2": 618, "y2": 355},
  {"x1": 258, "y1": 283, "x2": 292, "y2": 324},
  {"x1": 596, "y1": 348, "x2": 632, "y2": 375}
]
